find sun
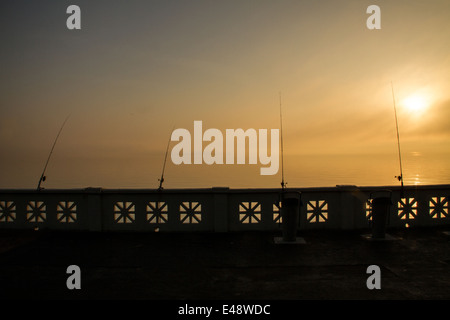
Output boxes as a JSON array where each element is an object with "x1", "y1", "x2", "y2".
[{"x1": 402, "y1": 94, "x2": 429, "y2": 113}]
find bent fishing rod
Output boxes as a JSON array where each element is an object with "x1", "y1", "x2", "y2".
[{"x1": 37, "y1": 115, "x2": 70, "y2": 190}]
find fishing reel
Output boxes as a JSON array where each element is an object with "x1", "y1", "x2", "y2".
[
  {"x1": 37, "y1": 175, "x2": 47, "y2": 190},
  {"x1": 157, "y1": 177, "x2": 164, "y2": 191},
  {"x1": 395, "y1": 175, "x2": 402, "y2": 181}
]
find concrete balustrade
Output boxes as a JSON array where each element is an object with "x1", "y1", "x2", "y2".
[{"x1": 0, "y1": 185, "x2": 449, "y2": 232}]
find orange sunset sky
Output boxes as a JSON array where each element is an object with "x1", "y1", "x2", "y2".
[{"x1": 1, "y1": 0, "x2": 449, "y2": 188}]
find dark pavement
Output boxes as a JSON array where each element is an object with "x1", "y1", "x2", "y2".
[{"x1": 1, "y1": 227, "x2": 450, "y2": 300}]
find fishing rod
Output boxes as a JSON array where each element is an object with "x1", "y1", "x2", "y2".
[
  {"x1": 391, "y1": 82, "x2": 404, "y2": 193},
  {"x1": 279, "y1": 92, "x2": 286, "y2": 190},
  {"x1": 37, "y1": 115, "x2": 70, "y2": 190},
  {"x1": 158, "y1": 127, "x2": 173, "y2": 191}
]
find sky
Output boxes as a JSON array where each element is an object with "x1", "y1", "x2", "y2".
[{"x1": 0, "y1": 0, "x2": 449, "y2": 188}]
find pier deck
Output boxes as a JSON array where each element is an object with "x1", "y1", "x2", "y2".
[{"x1": 1, "y1": 227, "x2": 450, "y2": 300}]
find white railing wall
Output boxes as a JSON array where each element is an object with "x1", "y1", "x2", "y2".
[{"x1": 0, "y1": 185, "x2": 449, "y2": 232}]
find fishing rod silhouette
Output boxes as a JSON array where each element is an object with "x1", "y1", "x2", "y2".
[
  {"x1": 37, "y1": 115, "x2": 70, "y2": 190},
  {"x1": 158, "y1": 127, "x2": 174, "y2": 191},
  {"x1": 279, "y1": 92, "x2": 286, "y2": 190},
  {"x1": 391, "y1": 82, "x2": 405, "y2": 195}
]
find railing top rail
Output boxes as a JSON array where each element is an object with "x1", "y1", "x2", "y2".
[{"x1": 0, "y1": 184, "x2": 449, "y2": 195}]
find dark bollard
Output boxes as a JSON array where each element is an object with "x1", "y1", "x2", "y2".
[
  {"x1": 281, "y1": 192, "x2": 302, "y2": 242},
  {"x1": 371, "y1": 190, "x2": 392, "y2": 239}
]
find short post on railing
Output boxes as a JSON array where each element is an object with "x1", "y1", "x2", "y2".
[
  {"x1": 371, "y1": 190, "x2": 392, "y2": 239},
  {"x1": 281, "y1": 191, "x2": 302, "y2": 242}
]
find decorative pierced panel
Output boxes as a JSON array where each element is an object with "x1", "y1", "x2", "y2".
[
  {"x1": 56, "y1": 201, "x2": 77, "y2": 223},
  {"x1": 114, "y1": 201, "x2": 135, "y2": 224},
  {"x1": 147, "y1": 201, "x2": 168, "y2": 223},
  {"x1": 0, "y1": 201, "x2": 16, "y2": 223},
  {"x1": 26, "y1": 201, "x2": 46, "y2": 222},
  {"x1": 180, "y1": 201, "x2": 202, "y2": 224},
  {"x1": 273, "y1": 202, "x2": 281, "y2": 223},
  {"x1": 365, "y1": 199, "x2": 373, "y2": 221},
  {"x1": 398, "y1": 198, "x2": 417, "y2": 220},
  {"x1": 239, "y1": 202, "x2": 261, "y2": 224},
  {"x1": 429, "y1": 197, "x2": 448, "y2": 219},
  {"x1": 307, "y1": 200, "x2": 328, "y2": 223}
]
